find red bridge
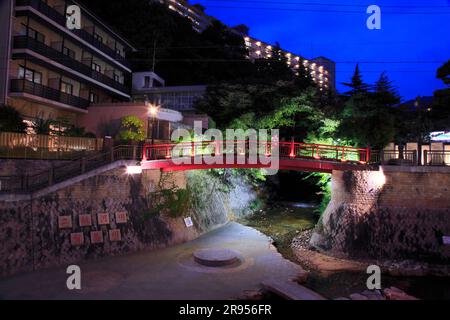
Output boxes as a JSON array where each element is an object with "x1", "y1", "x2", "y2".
[{"x1": 141, "y1": 141, "x2": 373, "y2": 173}]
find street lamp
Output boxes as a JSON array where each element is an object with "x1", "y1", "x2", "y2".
[{"x1": 146, "y1": 101, "x2": 160, "y2": 159}]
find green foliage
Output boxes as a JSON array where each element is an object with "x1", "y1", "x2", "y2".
[
  {"x1": 336, "y1": 67, "x2": 401, "y2": 149},
  {"x1": 146, "y1": 172, "x2": 204, "y2": 219},
  {"x1": 32, "y1": 118, "x2": 52, "y2": 135},
  {"x1": 0, "y1": 105, "x2": 27, "y2": 133},
  {"x1": 432, "y1": 60, "x2": 450, "y2": 130},
  {"x1": 117, "y1": 115, "x2": 145, "y2": 143}
]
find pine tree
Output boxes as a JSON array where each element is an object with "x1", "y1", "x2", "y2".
[
  {"x1": 374, "y1": 71, "x2": 401, "y2": 106},
  {"x1": 342, "y1": 64, "x2": 369, "y2": 96}
]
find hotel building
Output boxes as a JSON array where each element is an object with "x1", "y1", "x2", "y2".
[
  {"x1": 0, "y1": 0, "x2": 136, "y2": 128},
  {"x1": 156, "y1": 0, "x2": 212, "y2": 33},
  {"x1": 156, "y1": 0, "x2": 336, "y2": 91}
]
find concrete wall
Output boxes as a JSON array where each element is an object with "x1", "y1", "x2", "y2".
[
  {"x1": 0, "y1": 165, "x2": 257, "y2": 278},
  {"x1": 311, "y1": 167, "x2": 450, "y2": 262}
]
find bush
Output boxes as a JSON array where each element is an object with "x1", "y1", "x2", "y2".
[
  {"x1": 0, "y1": 105, "x2": 27, "y2": 133},
  {"x1": 116, "y1": 115, "x2": 145, "y2": 143}
]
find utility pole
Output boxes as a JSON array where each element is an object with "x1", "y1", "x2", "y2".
[{"x1": 152, "y1": 40, "x2": 157, "y2": 73}]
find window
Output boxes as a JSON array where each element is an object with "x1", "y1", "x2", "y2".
[
  {"x1": 115, "y1": 47, "x2": 122, "y2": 57},
  {"x1": 91, "y1": 62, "x2": 101, "y2": 73},
  {"x1": 93, "y1": 32, "x2": 103, "y2": 43},
  {"x1": 18, "y1": 66, "x2": 42, "y2": 84},
  {"x1": 21, "y1": 24, "x2": 45, "y2": 43},
  {"x1": 144, "y1": 76, "x2": 151, "y2": 88},
  {"x1": 89, "y1": 92, "x2": 99, "y2": 103},
  {"x1": 62, "y1": 46, "x2": 76, "y2": 60},
  {"x1": 113, "y1": 72, "x2": 121, "y2": 83},
  {"x1": 60, "y1": 81, "x2": 73, "y2": 95}
]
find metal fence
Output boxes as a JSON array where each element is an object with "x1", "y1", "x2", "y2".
[
  {"x1": 0, "y1": 145, "x2": 141, "y2": 193},
  {"x1": 0, "y1": 132, "x2": 103, "y2": 160}
]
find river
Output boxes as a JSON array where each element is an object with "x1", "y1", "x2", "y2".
[{"x1": 239, "y1": 202, "x2": 450, "y2": 300}]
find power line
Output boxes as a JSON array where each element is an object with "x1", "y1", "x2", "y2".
[
  {"x1": 202, "y1": 4, "x2": 450, "y2": 14},
  {"x1": 202, "y1": 0, "x2": 450, "y2": 9}
]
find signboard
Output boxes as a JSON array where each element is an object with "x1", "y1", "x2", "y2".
[
  {"x1": 115, "y1": 212, "x2": 128, "y2": 224},
  {"x1": 79, "y1": 214, "x2": 92, "y2": 227},
  {"x1": 184, "y1": 217, "x2": 194, "y2": 228},
  {"x1": 443, "y1": 236, "x2": 450, "y2": 245},
  {"x1": 97, "y1": 213, "x2": 110, "y2": 226},
  {"x1": 109, "y1": 229, "x2": 122, "y2": 242},
  {"x1": 70, "y1": 232, "x2": 84, "y2": 246},
  {"x1": 90, "y1": 231, "x2": 104, "y2": 244},
  {"x1": 58, "y1": 216, "x2": 72, "y2": 229}
]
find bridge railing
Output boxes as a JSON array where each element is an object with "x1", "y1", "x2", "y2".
[
  {"x1": 369, "y1": 150, "x2": 418, "y2": 165},
  {"x1": 142, "y1": 140, "x2": 370, "y2": 164},
  {"x1": 424, "y1": 150, "x2": 450, "y2": 166}
]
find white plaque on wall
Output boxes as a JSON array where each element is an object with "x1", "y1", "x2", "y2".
[{"x1": 184, "y1": 217, "x2": 194, "y2": 228}]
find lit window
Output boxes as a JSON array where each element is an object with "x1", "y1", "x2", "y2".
[{"x1": 256, "y1": 41, "x2": 261, "y2": 46}]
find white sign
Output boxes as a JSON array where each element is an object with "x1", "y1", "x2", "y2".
[
  {"x1": 184, "y1": 217, "x2": 194, "y2": 228},
  {"x1": 443, "y1": 236, "x2": 450, "y2": 245}
]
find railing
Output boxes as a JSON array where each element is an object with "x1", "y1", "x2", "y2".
[
  {"x1": 13, "y1": 36, "x2": 129, "y2": 94},
  {"x1": 142, "y1": 140, "x2": 370, "y2": 163},
  {"x1": 0, "y1": 132, "x2": 103, "y2": 160},
  {"x1": 15, "y1": 0, "x2": 131, "y2": 69},
  {"x1": 369, "y1": 150, "x2": 418, "y2": 165},
  {"x1": 10, "y1": 79, "x2": 90, "y2": 110},
  {"x1": 424, "y1": 151, "x2": 450, "y2": 166},
  {"x1": 0, "y1": 145, "x2": 142, "y2": 193}
]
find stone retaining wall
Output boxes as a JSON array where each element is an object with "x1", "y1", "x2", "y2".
[
  {"x1": 311, "y1": 167, "x2": 450, "y2": 262},
  {"x1": 0, "y1": 165, "x2": 257, "y2": 278}
]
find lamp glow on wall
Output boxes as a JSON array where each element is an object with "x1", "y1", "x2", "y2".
[{"x1": 126, "y1": 166, "x2": 142, "y2": 175}]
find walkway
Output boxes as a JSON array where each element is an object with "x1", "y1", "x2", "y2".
[{"x1": 0, "y1": 223, "x2": 306, "y2": 300}]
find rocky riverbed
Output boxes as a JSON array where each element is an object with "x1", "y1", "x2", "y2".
[{"x1": 239, "y1": 202, "x2": 450, "y2": 300}]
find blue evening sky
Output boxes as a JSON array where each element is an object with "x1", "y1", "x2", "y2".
[{"x1": 195, "y1": 0, "x2": 450, "y2": 101}]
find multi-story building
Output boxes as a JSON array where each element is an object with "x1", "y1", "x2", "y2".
[
  {"x1": 0, "y1": 0, "x2": 136, "y2": 128},
  {"x1": 132, "y1": 71, "x2": 210, "y2": 129},
  {"x1": 156, "y1": 0, "x2": 212, "y2": 33},
  {"x1": 156, "y1": 0, "x2": 336, "y2": 92},
  {"x1": 242, "y1": 35, "x2": 335, "y2": 92}
]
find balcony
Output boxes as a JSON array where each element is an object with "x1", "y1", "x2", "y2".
[
  {"x1": 10, "y1": 79, "x2": 90, "y2": 110},
  {"x1": 15, "y1": 0, "x2": 131, "y2": 70},
  {"x1": 13, "y1": 36, "x2": 130, "y2": 95}
]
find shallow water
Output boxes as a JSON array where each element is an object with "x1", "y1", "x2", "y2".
[{"x1": 241, "y1": 202, "x2": 450, "y2": 300}]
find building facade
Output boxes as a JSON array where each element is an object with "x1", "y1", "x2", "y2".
[
  {"x1": 156, "y1": 0, "x2": 212, "y2": 32},
  {"x1": 132, "y1": 71, "x2": 209, "y2": 129},
  {"x1": 0, "y1": 0, "x2": 136, "y2": 128}
]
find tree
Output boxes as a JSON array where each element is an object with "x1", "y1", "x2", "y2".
[
  {"x1": 0, "y1": 105, "x2": 27, "y2": 133},
  {"x1": 342, "y1": 64, "x2": 370, "y2": 96},
  {"x1": 32, "y1": 118, "x2": 52, "y2": 135},
  {"x1": 373, "y1": 71, "x2": 401, "y2": 106},
  {"x1": 117, "y1": 116, "x2": 145, "y2": 143},
  {"x1": 337, "y1": 70, "x2": 398, "y2": 149},
  {"x1": 432, "y1": 60, "x2": 450, "y2": 130}
]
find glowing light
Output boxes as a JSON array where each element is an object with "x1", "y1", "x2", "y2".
[
  {"x1": 256, "y1": 41, "x2": 261, "y2": 46},
  {"x1": 149, "y1": 105, "x2": 158, "y2": 116},
  {"x1": 372, "y1": 168, "x2": 386, "y2": 188},
  {"x1": 126, "y1": 166, "x2": 142, "y2": 175}
]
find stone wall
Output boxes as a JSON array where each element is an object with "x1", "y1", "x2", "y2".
[
  {"x1": 311, "y1": 167, "x2": 450, "y2": 262},
  {"x1": 0, "y1": 165, "x2": 258, "y2": 278}
]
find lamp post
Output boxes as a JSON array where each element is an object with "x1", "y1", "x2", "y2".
[{"x1": 146, "y1": 101, "x2": 159, "y2": 159}]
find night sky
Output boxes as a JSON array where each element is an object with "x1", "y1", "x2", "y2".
[{"x1": 196, "y1": 0, "x2": 450, "y2": 101}]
